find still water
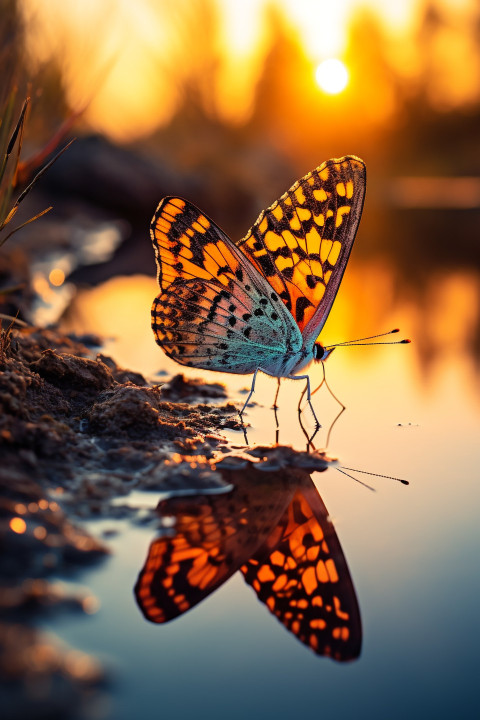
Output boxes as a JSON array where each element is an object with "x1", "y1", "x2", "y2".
[{"x1": 57, "y1": 264, "x2": 480, "y2": 719}]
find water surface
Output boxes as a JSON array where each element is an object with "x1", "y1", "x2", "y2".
[{"x1": 57, "y1": 263, "x2": 480, "y2": 720}]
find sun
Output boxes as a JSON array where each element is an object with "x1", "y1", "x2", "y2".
[{"x1": 315, "y1": 59, "x2": 349, "y2": 95}]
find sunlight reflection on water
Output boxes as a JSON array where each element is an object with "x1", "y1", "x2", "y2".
[{"x1": 61, "y1": 266, "x2": 480, "y2": 410}]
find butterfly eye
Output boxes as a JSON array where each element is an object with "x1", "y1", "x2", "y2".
[
  {"x1": 314, "y1": 343, "x2": 334, "y2": 362},
  {"x1": 314, "y1": 342, "x2": 326, "y2": 360}
]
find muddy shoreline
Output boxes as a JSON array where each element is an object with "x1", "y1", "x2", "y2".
[{"x1": 0, "y1": 322, "x2": 242, "y2": 719}]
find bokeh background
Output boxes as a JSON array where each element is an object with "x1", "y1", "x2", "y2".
[{"x1": 2, "y1": 0, "x2": 480, "y2": 391}]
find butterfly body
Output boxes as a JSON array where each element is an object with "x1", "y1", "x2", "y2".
[{"x1": 150, "y1": 156, "x2": 366, "y2": 419}]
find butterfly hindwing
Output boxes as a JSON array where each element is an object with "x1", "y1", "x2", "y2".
[
  {"x1": 134, "y1": 474, "x2": 298, "y2": 623},
  {"x1": 240, "y1": 479, "x2": 362, "y2": 661},
  {"x1": 150, "y1": 197, "x2": 302, "y2": 373},
  {"x1": 236, "y1": 156, "x2": 366, "y2": 342}
]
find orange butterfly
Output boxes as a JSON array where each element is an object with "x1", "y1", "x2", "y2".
[
  {"x1": 150, "y1": 156, "x2": 366, "y2": 426},
  {"x1": 134, "y1": 469, "x2": 361, "y2": 661}
]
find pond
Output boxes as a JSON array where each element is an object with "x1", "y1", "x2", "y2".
[{"x1": 53, "y1": 259, "x2": 480, "y2": 720}]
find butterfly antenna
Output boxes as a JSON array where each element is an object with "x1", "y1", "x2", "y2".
[
  {"x1": 325, "y1": 328, "x2": 411, "y2": 349},
  {"x1": 336, "y1": 467, "x2": 376, "y2": 492},
  {"x1": 337, "y1": 465, "x2": 409, "y2": 490},
  {"x1": 341, "y1": 467, "x2": 409, "y2": 485}
]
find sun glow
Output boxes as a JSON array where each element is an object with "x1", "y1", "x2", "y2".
[
  {"x1": 17, "y1": 0, "x2": 479, "y2": 141},
  {"x1": 315, "y1": 58, "x2": 349, "y2": 94}
]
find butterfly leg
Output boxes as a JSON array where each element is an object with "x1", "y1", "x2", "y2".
[
  {"x1": 240, "y1": 368, "x2": 284, "y2": 423},
  {"x1": 297, "y1": 402, "x2": 320, "y2": 451},
  {"x1": 297, "y1": 368, "x2": 324, "y2": 414},
  {"x1": 288, "y1": 374, "x2": 321, "y2": 429},
  {"x1": 301, "y1": 361, "x2": 326, "y2": 408},
  {"x1": 299, "y1": 362, "x2": 345, "y2": 409},
  {"x1": 322, "y1": 363, "x2": 347, "y2": 412},
  {"x1": 239, "y1": 367, "x2": 263, "y2": 420},
  {"x1": 273, "y1": 379, "x2": 281, "y2": 444},
  {"x1": 273, "y1": 378, "x2": 281, "y2": 409}
]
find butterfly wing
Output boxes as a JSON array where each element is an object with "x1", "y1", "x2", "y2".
[
  {"x1": 236, "y1": 156, "x2": 366, "y2": 345},
  {"x1": 134, "y1": 472, "x2": 298, "y2": 623},
  {"x1": 240, "y1": 478, "x2": 362, "y2": 661},
  {"x1": 150, "y1": 197, "x2": 302, "y2": 374},
  {"x1": 134, "y1": 470, "x2": 360, "y2": 661}
]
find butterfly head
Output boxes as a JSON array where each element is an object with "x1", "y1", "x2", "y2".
[{"x1": 313, "y1": 343, "x2": 334, "y2": 362}]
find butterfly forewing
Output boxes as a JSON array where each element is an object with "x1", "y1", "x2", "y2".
[
  {"x1": 236, "y1": 156, "x2": 366, "y2": 342},
  {"x1": 241, "y1": 480, "x2": 362, "y2": 661},
  {"x1": 152, "y1": 197, "x2": 244, "y2": 293}
]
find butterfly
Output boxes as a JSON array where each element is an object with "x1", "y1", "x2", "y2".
[
  {"x1": 134, "y1": 469, "x2": 362, "y2": 661},
  {"x1": 150, "y1": 155, "x2": 366, "y2": 425}
]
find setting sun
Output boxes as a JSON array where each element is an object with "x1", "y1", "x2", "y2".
[{"x1": 315, "y1": 58, "x2": 349, "y2": 95}]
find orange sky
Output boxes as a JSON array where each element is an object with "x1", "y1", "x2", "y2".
[{"x1": 19, "y1": 0, "x2": 478, "y2": 141}]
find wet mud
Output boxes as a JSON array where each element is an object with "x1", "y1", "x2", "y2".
[{"x1": 0, "y1": 322, "x2": 241, "y2": 718}]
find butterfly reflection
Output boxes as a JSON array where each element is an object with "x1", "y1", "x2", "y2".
[{"x1": 134, "y1": 467, "x2": 361, "y2": 662}]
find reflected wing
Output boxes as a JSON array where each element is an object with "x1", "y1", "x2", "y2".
[
  {"x1": 236, "y1": 156, "x2": 366, "y2": 343},
  {"x1": 134, "y1": 475, "x2": 297, "y2": 623},
  {"x1": 241, "y1": 480, "x2": 362, "y2": 661},
  {"x1": 150, "y1": 197, "x2": 301, "y2": 373}
]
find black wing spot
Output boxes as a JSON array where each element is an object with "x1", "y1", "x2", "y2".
[
  {"x1": 229, "y1": 317, "x2": 237, "y2": 327},
  {"x1": 257, "y1": 254, "x2": 276, "y2": 277},
  {"x1": 295, "y1": 296, "x2": 313, "y2": 324},
  {"x1": 254, "y1": 309, "x2": 264, "y2": 317},
  {"x1": 243, "y1": 313, "x2": 252, "y2": 321},
  {"x1": 306, "y1": 274, "x2": 323, "y2": 289},
  {"x1": 294, "y1": 245, "x2": 307, "y2": 259},
  {"x1": 243, "y1": 327, "x2": 252, "y2": 338}
]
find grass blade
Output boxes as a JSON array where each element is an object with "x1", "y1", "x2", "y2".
[{"x1": 0, "y1": 206, "x2": 52, "y2": 248}]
